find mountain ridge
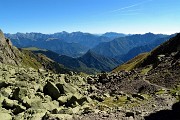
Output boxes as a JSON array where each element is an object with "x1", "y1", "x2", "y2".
[
  {"x1": 92, "y1": 33, "x2": 169, "y2": 58},
  {"x1": 115, "y1": 34, "x2": 175, "y2": 62},
  {"x1": 26, "y1": 47, "x2": 120, "y2": 74}
]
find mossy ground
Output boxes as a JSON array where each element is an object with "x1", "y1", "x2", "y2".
[
  {"x1": 100, "y1": 94, "x2": 151, "y2": 110},
  {"x1": 169, "y1": 85, "x2": 180, "y2": 100},
  {"x1": 140, "y1": 65, "x2": 152, "y2": 75},
  {"x1": 155, "y1": 89, "x2": 166, "y2": 95}
]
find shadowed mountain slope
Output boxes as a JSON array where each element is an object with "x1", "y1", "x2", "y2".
[
  {"x1": 78, "y1": 50, "x2": 120, "y2": 72},
  {"x1": 26, "y1": 48, "x2": 120, "y2": 74},
  {"x1": 115, "y1": 35, "x2": 175, "y2": 62}
]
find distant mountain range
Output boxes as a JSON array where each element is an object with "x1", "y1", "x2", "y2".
[
  {"x1": 5, "y1": 32, "x2": 170, "y2": 60},
  {"x1": 5, "y1": 32, "x2": 112, "y2": 57},
  {"x1": 5, "y1": 31, "x2": 173, "y2": 73},
  {"x1": 91, "y1": 33, "x2": 169, "y2": 58}
]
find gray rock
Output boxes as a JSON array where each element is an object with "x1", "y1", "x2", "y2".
[
  {"x1": 2, "y1": 98, "x2": 26, "y2": 114},
  {"x1": 132, "y1": 94, "x2": 145, "y2": 100},
  {"x1": 12, "y1": 87, "x2": 28, "y2": 101},
  {"x1": 2, "y1": 98, "x2": 18, "y2": 108},
  {"x1": 90, "y1": 94, "x2": 104, "y2": 102},
  {"x1": 57, "y1": 95, "x2": 71, "y2": 105},
  {"x1": 125, "y1": 111, "x2": 134, "y2": 118},
  {"x1": 13, "y1": 104, "x2": 26, "y2": 115},
  {"x1": 0, "y1": 80, "x2": 9, "y2": 89},
  {"x1": 87, "y1": 77, "x2": 95, "y2": 84},
  {"x1": 56, "y1": 83, "x2": 77, "y2": 95},
  {"x1": 1, "y1": 87, "x2": 12, "y2": 97},
  {"x1": 43, "y1": 81, "x2": 61, "y2": 100}
]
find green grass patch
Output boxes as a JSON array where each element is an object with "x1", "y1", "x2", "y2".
[
  {"x1": 141, "y1": 65, "x2": 152, "y2": 75},
  {"x1": 102, "y1": 96, "x2": 129, "y2": 107},
  {"x1": 22, "y1": 47, "x2": 47, "y2": 51},
  {"x1": 155, "y1": 89, "x2": 166, "y2": 95},
  {"x1": 113, "y1": 53, "x2": 149, "y2": 72}
]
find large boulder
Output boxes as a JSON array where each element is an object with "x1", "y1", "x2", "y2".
[
  {"x1": 56, "y1": 83, "x2": 77, "y2": 95},
  {"x1": 22, "y1": 96, "x2": 58, "y2": 111},
  {"x1": 2, "y1": 98, "x2": 18, "y2": 108},
  {"x1": 0, "y1": 87, "x2": 12, "y2": 97},
  {"x1": 2, "y1": 98, "x2": 26, "y2": 115},
  {"x1": 43, "y1": 81, "x2": 61, "y2": 100},
  {"x1": 125, "y1": 111, "x2": 135, "y2": 118},
  {"x1": 57, "y1": 94, "x2": 72, "y2": 105},
  {"x1": 12, "y1": 87, "x2": 28, "y2": 101},
  {"x1": 0, "y1": 80, "x2": 9, "y2": 89},
  {"x1": 57, "y1": 93, "x2": 90, "y2": 107}
]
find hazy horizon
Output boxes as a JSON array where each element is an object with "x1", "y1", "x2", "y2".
[{"x1": 3, "y1": 30, "x2": 174, "y2": 35}]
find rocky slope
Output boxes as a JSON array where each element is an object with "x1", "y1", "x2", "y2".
[
  {"x1": 78, "y1": 33, "x2": 180, "y2": 120},
  {"x1": 0, "y1": 30, "x2": 179, "y2": 120},
  {"x1": 0, "y1": 30, "x2": 22, "y2": 66},
  {"x1": 0, "y1": 63, "x2": 93, "y2": 120}
]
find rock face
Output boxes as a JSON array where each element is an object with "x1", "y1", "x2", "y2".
[
  {"x1": 0, "y1": 29, "x2": 6, "y2": 44},
  {"x1": 0, "y1": 29, "x2": 21, "y2": 65}
]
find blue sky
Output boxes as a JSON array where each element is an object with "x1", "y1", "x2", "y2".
[{"x1": 0, "y1": 0, "x2": 180, "y2": 34}]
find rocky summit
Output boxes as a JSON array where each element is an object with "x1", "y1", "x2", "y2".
[
  {"x1": 0, "y1": 30, "x2": 180, "y2": 120},
  {"x1": 0, "y1": 30, "x2": 21, "y2": 65}
]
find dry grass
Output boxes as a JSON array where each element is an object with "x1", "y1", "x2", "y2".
[{"x1": 113, "y1": 53, "x2": 149, "y2": 72}]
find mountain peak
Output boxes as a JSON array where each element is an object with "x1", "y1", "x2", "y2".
[
  {"x1": 144, "y1": 32, "x2": 154, "y2": 35},
  {"x1": 102, "y1": 32, "x2": 126, "y2": 39},
  {"x1": 83, "y1": 49, "x2": 99, "y2": 58},
  {"x1": 79, "y1": 50, "x2": 119, "y2": 72}
]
